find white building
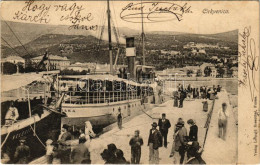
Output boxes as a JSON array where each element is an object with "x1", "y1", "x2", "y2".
[
  {"x1": 2, "y1": 55, "x2": 25, "y2": 67},
  {"x1": 31, "y1": 55, "x2": 70, "y2": 70}
]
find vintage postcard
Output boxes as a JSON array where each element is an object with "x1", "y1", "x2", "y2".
[{"x1": 0, "y1": 0, "x2": 259, "y2": 164}]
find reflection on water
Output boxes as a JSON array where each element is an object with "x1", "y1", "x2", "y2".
[{"x1": 164, "y1": 79, "x2": 238, "y2": 95}]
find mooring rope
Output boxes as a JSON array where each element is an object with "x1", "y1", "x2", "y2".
[
  {"x1": 1, "y1": 130, "x2": 11, "y2": 149},
  {"x1": 202, "y1": 98, "x2": 216, "y2": 151},
  {"x1": 29, "y1": 125, "x2": 46, "y2": 148}
]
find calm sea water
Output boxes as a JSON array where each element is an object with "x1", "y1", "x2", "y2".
[{"x1": 1, "y1": 83, "x2": 46, "y2": 102}]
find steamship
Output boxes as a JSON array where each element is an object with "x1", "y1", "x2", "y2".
[
  {"x1": 59, "y1": 66, "x2": 156, "y2": 130},
  {"x1": 59, "y1": 1, "x2": 158, "y2": 130}
]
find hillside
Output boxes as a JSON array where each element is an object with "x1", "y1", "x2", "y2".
[
  {"x1": 1, "y1": 21, "x2": 94, "y2": 47},
  {"x1": 1, "y1": 21, "x2": 238, "y2": 64}
]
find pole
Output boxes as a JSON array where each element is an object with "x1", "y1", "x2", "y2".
[
  {"x1": 141, "y1": 0, "x2": 145, "y2": 65},
  {"x1": 27, "y1": 89, "x2": 32, "y2": 117},
  {"x1": 107, "y1": 0, "x2": 113, "y2": 74}
]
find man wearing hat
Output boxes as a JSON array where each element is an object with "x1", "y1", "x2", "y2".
[
  {"x1": 58, "y1": 124, "x2": 72, "y2": 143},
  {"x1": 148, "y1": 122, "x2": 162, "y2": 164},
  {"x1": 186, "y1": 141, "x2": 206, "y2": 164},
  {"x1": 158, "y1": 113, "x2": 171, "y2": 148},
  {"x1": 174, "y1": 120, "x2": 187, "y2": 164},
  {"x1": 14, "y1": 137, "x2": 30, "y2": 164}
]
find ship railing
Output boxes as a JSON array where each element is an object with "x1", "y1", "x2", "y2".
[
  {"x1": 46, "y1": 90, "x2": 141, "y2": 104},
  {"x1": 46, "y1": 89, "x2": 154, "y2": 104}
]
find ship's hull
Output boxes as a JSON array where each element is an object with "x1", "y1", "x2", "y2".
[
  {"x1": 61, "y1": 96, "x2": 154, "y2": 130},
  {"x1": 1, "y1": 111, "x2": 60, "y2": 163}
]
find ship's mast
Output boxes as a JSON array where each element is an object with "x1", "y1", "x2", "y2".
[
  {"x1": 107, "y1": 0, "x2": 113, "y2": 74},
  {"x1": 141, "y1": 0, "x2": 145, "y2": 65}
]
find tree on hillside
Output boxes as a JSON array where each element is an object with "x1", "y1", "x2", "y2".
[
  {"x1": 217, "y1": 67, "x2": 225, "y2": 78},
  {"x1": 187, "y1": 69, "x2": 193, "y2": 77},
  {"x1": 196, "y1": 69, "x2": 202, "y2": 77},
  {"x1": 204, "y1": 67, "x2": 212, "y2": 77}
]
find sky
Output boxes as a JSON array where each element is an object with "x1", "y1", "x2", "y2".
[{"x1": 0, "y1": 1, "x2": 258, "y2": 34}]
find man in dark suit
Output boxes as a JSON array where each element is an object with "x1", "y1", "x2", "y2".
[
  {"x1": 158, "y1": 113, "x2": 171, "y2": 148},
  {"x1": 57, "y1": 124, "x2": 72, "y2": 164},
  {"x1": 14, "y1": 137, "x2": 30, "y2": 164},
  {"x1": 148, "y1": 122, "x2": 162, "y2": 164}
]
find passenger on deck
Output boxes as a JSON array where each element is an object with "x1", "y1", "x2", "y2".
[
  {"x1": 5, "y1": 102, "x2": 19, "y2": 125},
  {"x1": 60, "y1": 83, "x2": 69, "y2": 93}
]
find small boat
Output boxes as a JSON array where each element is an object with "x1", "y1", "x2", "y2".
[{"x1": 1, "y1": 85, "x2": 65, "y2": 163}]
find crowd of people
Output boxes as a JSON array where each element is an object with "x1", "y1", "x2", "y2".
[
  {"x1": 106, "y1": 113, "x2": 205, "y2": 164},
  {"x1": 173, "y1": 84, "x2": 222, "y2": 108},
  {"x1": 44, "y1": 121, "x2": 96, "y2": 164},
  {"x1": 8, "y1": 113, "x2": 207, "y2": 164}
]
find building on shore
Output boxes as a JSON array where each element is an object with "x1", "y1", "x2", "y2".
[
  {"x1": 1, "y1": 55, "x2": 25, "y2": 67},
  {"x1": 1, "y1": 55, "x2": 26, "y2": 74},
  {"x1": 31, "y1": 55, "x2": 70, "y2": 70},
  {"x1": 61, "y1": 62, "x2": 95, "y2": 72}
]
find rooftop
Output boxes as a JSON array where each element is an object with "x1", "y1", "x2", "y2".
[
  {"x1": 2, "y1": 55, "x2": 25, "y2": 61},
  {"x1": 32, "y1": 55, "x2": 69, "y2": 61}
]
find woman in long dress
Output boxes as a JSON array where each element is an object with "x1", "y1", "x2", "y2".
[
  {"x1": 85, "y1": 121, "x2": 96, "y2": 141},
  {"x1": 173, "y1": 91, "x2": 179, "y2": 107}
]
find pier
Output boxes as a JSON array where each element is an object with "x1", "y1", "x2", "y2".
[{"x1": 29, "y1": 89, "x2": 237, "y2": 164}]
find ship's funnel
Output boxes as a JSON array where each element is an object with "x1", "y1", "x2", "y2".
[{"x1": 126, "y1": 37, "x2": 136, "y2": 80}]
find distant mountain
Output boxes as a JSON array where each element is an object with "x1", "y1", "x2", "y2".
[
  {"x1": 148, "y1": 30, "x2": 238, "y2": 43},
  {"x1": 1, "y1": 21, "x2": 94, "y2": 47},
  {"x1": 1, "y1": 21, "x2": 238, "y2": 64},
  {"x1": 205, "y1": 30, "x2": 238, "y2": 43}
]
